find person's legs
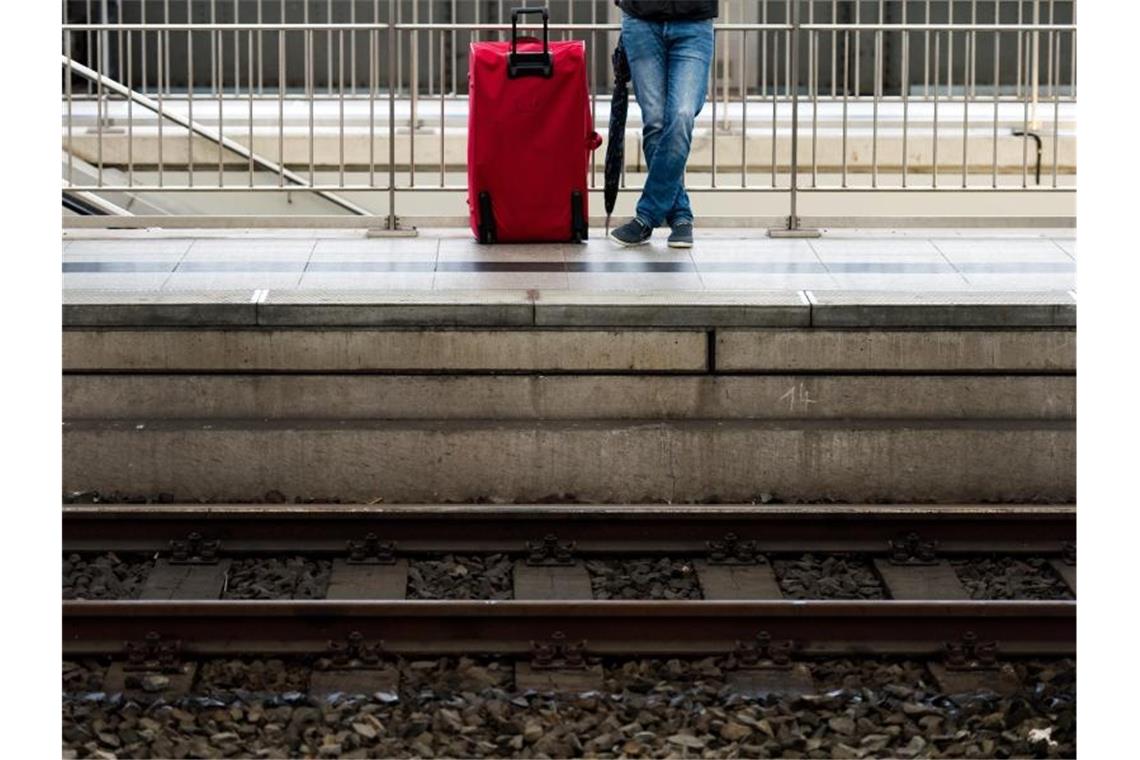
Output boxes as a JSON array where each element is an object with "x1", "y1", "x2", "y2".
[
  {"x1": 620, "y1": 14, "x2": 668, "y2": 230},
  {"x1": 637, "y1": 19, "x2": 714, "y2": 228}
]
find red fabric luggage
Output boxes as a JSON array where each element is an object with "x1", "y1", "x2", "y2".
[{"x1": 467, "y1": 7, "x2": 602, "y2": 243}]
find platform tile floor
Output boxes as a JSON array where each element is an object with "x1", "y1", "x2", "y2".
[{"x1": 62, "y1": 228, "x2": 1076, "y2": 295}]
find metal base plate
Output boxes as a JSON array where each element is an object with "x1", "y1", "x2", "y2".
[
  {"x1": 365, "y1": 226, "x2": 419, "y2": 238},
  {"x1": 767, "y1": 227, "x2": 823, "y2": 239}
]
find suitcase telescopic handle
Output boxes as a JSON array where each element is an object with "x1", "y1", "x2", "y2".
[{"x1": 509, "y1": 7, "x2": 553, "y2": 79}]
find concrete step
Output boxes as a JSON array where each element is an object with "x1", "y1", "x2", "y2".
[
  {"x1": 63, "y1": 418, "x2": 1073, "y2": 504},
  {"x1": 63, "y1": 374, "x2": 1075, "y2": 421}
]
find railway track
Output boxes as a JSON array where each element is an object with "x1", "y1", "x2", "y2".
[{"x1": 63, "y1": 504, "x2": 1075, "y2": 661}]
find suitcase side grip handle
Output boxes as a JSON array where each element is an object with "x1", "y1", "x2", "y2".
[{"x1": 509, "y1": 7, "x2": 553, "y2": 79}]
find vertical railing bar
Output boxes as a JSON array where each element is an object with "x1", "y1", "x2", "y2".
[
  {"x1": 946, "y1": 0, "x2": 954, "y2": 108},
  {"x1": 962, "y1": 6, "x2": 973, "y2": 188},
  {"x1": 140, "y1": 0, "x2": 148, "y2": 95},
  {"x1": 719, "y1": 8, "x2": 728, "y2": 131},
  {"x1": 388, "y1": 9, "x2": 397, "y2": 228},
  {"x1": 923, "y1": 0, "x2": 930, "y2": 97},
  {"x1": 339, "y1": 28, "x2": 345, "y2": 188},
  {"x1": 66, "y1": 26, "x2": 75, "y2": 185},
  {"x1": 440, "y1": 28, "x2": 445, "y2": 186},
  {"x1": 788, "y1": 0, "x2": 802, "y2": 227},
  {"x1": 396, "y1": 0, "x2": 402, "y2": 96},
  {"x1": 248, "y1": 28, "x2": 254, "y2": 187},
  {"x1": 218, "y1": 29, "x2": 225, "y2": 187},
  {"x1": 762, "y1": 0, "x2": 768, "y2": 98},
  {"x1": 902, "y1": 7, "x2": 909, "y2": 188},
  {"x1": 116, "y1": 0, "x2": 124, "y2": 100},
  {"x1": 308, "y1": 27, "x2": 315, "y2": 184},
  {"x1": 369, "y1": 25, "x2": 376, "y2": 188},
  {"x1": 1051, "y1": 27, "x2": 1059, "y2": 187},
  {"x1": 233, "y1": 0, "x2": 240, "y2": 96},
  {"x1": 852, "y1": 0, "x2": 860, "y2": 98},
  {"x1": 1031, "y1": 0, "x2": 1040, "y2": 127},
  {"x1": 85, "y1": 0, "x2": 93, "y2": 95},
  {"x1": 95, "y1": 18, "x2": 103, "y2": 186},
  {"x1": 350, "y1": 0, "x2": 357, "y2": 95},
  {"x1": 157, "y1": 29, "x2": 165, "y2": 187},
  {"x1": 164, "y1": 0, "x2": 171, "y2": 96},
  {"x1": 1069, "y1": 0, "x2": 1076, "y2": 99},
  {"x1": 841, "y1": 29, "x2": 847, "y2": 187},
  {"x1": 932, "y1": 30, "x2": 940, "y2": 188},
  {"x1": 830, "y1": 0, "x2": 836, "y2": 98},
  {"x1": 992, "y1": 28, "x2": 999, "y2": 188},
  {"x1": 1021, "y1": 29, "x2": 1029, "y2": 187},
  {"x1": 427, "y1": 0, "x2": 434, "y2": 97},
  {"x1": 785, "y1": 2, "x2": 791, "y2": 103},
  {"x1": 278, "y1": 21, "x2": 285, "y2": 187},
  {"x1": 1015, "y1": 0, "x2": 1022, "y2": 98},
  {"x1": 711, "y1": 27, "x2": 718, "y2": 188},
  {"x1": 125, "y1": 30, "x2": 132, "y2": 185},
  {"x1": 741, "y1": 27, "x2": 748, "y2": 188},
  {"x1": 326, "y1": 0, "x2": 333, "y2": 96},
  {"x1": 410, "y1": 22, "x2": 417, "y2": 188},
  {"x1": 187, "y1": 7, "x2": 194, "y2": 187},
  {"x1": 810, "y1": 26, "x2": 818, "y2": 187},
  {"x1": 971, "y1": 0, "x2": 978, "y2": 99},
  {"x1": 590, "y1": 10, "x2": 597, "y2": 188},
  {"x1": 452, "y1": 0, "x2": 458, "y2": 96},
  {"x1": 1046, "y1": 0, "x2": 1053, "y2": 98},
  {"x1": 771, "y1": 31, "x2": 778, "y2": 187},
  {"x1": 871, "y1": 0, "x2": 882, "y2": 188},
  {"x1": 257, "y1": 0, "x2": 263, "y2": 95}
]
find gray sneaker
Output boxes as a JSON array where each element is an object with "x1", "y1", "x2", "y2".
[
  {"x1": 609, "y1": 218, "x2": 653, "y2": 247},
  {"x1": 667, "y1": 220, "x2": 694, "y2": 248}
]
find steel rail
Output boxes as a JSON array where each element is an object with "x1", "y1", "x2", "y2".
[
  {"x1": 62, "y1": 599, "x2": 1076, "y2": 657},
  {"x1": 62, "y1": 503, "x2": 1075, "y2": 555}
]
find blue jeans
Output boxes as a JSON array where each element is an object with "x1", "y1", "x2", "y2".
[{"x1": 620, "y1": 13, "x2": 714, "y2": 228}]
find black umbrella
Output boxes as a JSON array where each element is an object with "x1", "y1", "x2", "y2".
[{"x1": 604, "y1": 38, "x2": 631, "y2": 236}]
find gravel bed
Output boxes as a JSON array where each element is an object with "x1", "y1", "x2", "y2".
[
  {"x1": 772, "y1": 553, "x2": 888, "y2": 600},
  {"x1": 222, "y1": 557, "x2": 332, "y2": 600},
  {"x1": 586, "y1": 557, "x2": 703, "y2": 600},
  {"x1": 62, "y1": 657, "x2": 1076, "y2": 758},
  {"x1": 63, "y1": 660, "x2": 108, "y2": 693},
  {"x1": 63, "y1": 553, "x2": 154, "y2": 600},
  {"x1": 953, "y1": 556, "x2": 1074, "y2": 600},
  {"x1": 195, "y1": 659, "x2": 312, "y2": 694},
  {"x1": 406, "y1": 554, "x2": 513, "y2": 600}
]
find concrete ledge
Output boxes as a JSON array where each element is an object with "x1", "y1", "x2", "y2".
[
  {"x1": 808, "y1": 291, "x2": 1077, "y2": 328},
  {"x1": 258, "y1": 290, "x2": 534, "y2": 327},
  {"x1": 717, "y1": 329, "x2": 1075, "y2": 372},
  {"x1": 62, "y1": 291, "x2": 258, "y2": 327},
  {"x1": 64, "y1": 374, "x2": 1076, "y2": 421},
  {"x1": 62, "y1": 419, "x2": 1075, "y2": 503},
  {"x1": 62, "y1": 329, "x2": 708, "y2": 372},
  {"x1": 534, "y1": 291, "x2": 809, "y2": 327},
  {"x1": 63, "y1": 289, "x2": 1078, "y2": 329}
]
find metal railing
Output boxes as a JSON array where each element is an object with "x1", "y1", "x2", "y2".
[{"x1": 62, "y1": 1, "x2": 1076, "y2": 230}]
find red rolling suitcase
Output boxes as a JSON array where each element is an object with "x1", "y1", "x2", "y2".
[{"x1": 467, "y1": 7, "x2": 602, "y2": 243}]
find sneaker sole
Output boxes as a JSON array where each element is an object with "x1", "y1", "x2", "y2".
[
  {"x1": 609, "y1": 232, "x2": 651, "y2": 247},
  {"x1": 667, "y1": 240, "x2": 693, "y2": 249}
]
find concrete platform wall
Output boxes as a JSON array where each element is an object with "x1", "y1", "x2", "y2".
[{"x1": 62, "y1": 305, "x2": 1076, "y2": 504}]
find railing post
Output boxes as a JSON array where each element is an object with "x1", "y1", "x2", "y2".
[
  {"x1": 371, "y1": 13, "x2": 417, "y2": 237},
  {"x1": 769, "y1": 0, "x2": 821, "y2": 238}
]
